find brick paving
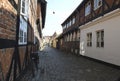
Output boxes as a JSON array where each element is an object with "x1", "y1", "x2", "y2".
[{"x1": 20, "y1": 46, "x2": 120, "y2": 81}]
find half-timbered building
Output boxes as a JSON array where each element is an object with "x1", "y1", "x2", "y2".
[
  {"x1": 57, "y1": 2, "x2": 81, "y2": 54},
  {"x1": 0, "y1": 0, "x2": 47, "y2": 81},
  {"x1": 58, "y1": 0, "x2": 120, "y2": 66},
  {"x1": 79, "y1": 0, "x2": 120, "y2": 66}
]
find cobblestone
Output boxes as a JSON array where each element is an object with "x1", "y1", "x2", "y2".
[{"x1": 20, "y1": 46, "x2": 120, "y2": 81}]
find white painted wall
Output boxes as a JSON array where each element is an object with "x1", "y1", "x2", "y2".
[{"x1": 80, "y1": 9, "x2": 120, "y2": 66}]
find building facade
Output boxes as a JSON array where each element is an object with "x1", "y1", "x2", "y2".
[
  {"x1": 79, "y1": 0, "x2": 120, "y2": 66},
  {"x1": 0, "y1": 0, "x2": 46, "y2": 81},
  {"x1": 51, "y1": 32, "x2": 58, "y2": 48},
  {"x1": 58, "y1": 0, "x2": 120, "y2": 66},
  {"x1": 57, "y1": 3, "x2": 81, "y2": 54}
]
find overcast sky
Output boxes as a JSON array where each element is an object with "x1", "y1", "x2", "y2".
[{"x1": 43, "y1": 0, "x2": 82, "y2": 36}]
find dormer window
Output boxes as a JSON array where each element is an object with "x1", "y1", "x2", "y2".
[
  {"x1": 94, "y1": 0, "x2": 102, "y2": 10},
  {"x1": 85, "y1": 1, "x2": 91, "y2": 16}
]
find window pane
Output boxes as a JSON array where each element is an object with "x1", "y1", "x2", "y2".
[
  {"x1": 20, "y1": 37, "x2": 23, "y2": 42},
  {"x1": 22, "y1": 7, "x2": 25, "y2": 13},
  {"x1": 96, "y1": 32, "x2": 100, "y2": 47},
  {"x1": 101, "y1": 30, "x2": 104, "y2": 47},
  {"x1": 22, "y1": 0, "x2": 25, "y2": 13},
  {"x1": 101, "y1": 30, "x2": 104, "y2": 41},
  {"x1": 90, "y1": 42, "x2": 92, "y2": 46},
  {"x1": 94, "y1": 0, "x2": 97, "y2": 9},
  {"x1": 101, "y1": 42, "x2": 104, "y2": 47},
  {"x1": 73, "y1": 18, "x2": 75, "y2": 24},
  {"x1": 85, "y1": 2, "x2": 91, "y2": 16},
  {"x1": 24, "y1": 32, "x2": 27, "y2": 42},
  {"x1": 97, "y1": 32, "x2": 99, "y2": 42},
  {"x1": 96, "y1": 30, "x2": 104, "y2": 47},
  {"x1": 94, "y1": 0, "x2": 102, "y2": 10},
  {"x1": 87, "y1": 33, "x2": 92, "y2": 47},
  {"x1": 98, "y1": 0, "x2": 102, "y2": 6}
]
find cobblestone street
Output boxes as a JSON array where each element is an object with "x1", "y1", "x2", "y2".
[{"x1": 22, "y1": 46, "x2": 120, "y2": 81}]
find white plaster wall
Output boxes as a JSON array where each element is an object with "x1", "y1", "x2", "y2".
[{"x1": 80, "y1": 12, "x2": 120, "y2": 66}]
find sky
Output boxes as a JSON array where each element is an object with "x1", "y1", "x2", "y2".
[{"x1": 42, "y1": 0, "x2": 83, "y2": 36}]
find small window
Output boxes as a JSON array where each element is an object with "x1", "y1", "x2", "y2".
[
  {"x1": 87, "y1": 33, "x2": 92, "y2": 47},
  {"x1": 85, "y1": 1, "x2": 91, "y2": 16},
  {"x1": 21, "y1": 0, "x2": 25, "y2": 14},
  {"x1": 96, "y1": 30, "x2": 104, "y2": 47},
  {"x1": 94, "y1": 0, "x2": 102, "y2": 10},
  {"x1": 72, "y1": 18, "x2": 75, "y2": 24},
  {"x1": 69, "y1": 20, "x2": 72, "y2": 26}
]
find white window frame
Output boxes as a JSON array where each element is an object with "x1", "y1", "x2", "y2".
[
  {"x1": 21, "y1": 0, "x2": 29, "y2": 16},
  {"x1": 94, "y1": 0, "x2": 102, "y2": 10},
  {"x1": 21, "y1": 0, "x2": 25, "y2": 14},
  {"x1": 85, "y1": 1, "x2": 91, "y2": 16},
  {"x1": 87, "y1": 33, "x2": 92, "y2": 47},
  {"x1": 19, "y1": 16, "x2": 27, "y2": 45},
  {"x1": 96, "y1": 30, "x2": 104, "y2": 48}
]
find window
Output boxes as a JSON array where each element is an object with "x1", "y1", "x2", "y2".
[
  {"x1": 72, "y1": 18, "x2": 75, "y2": 24},
  {"x1": 70, "y1": 20, "x2": 72, "y2": 26},
  {"x1": 21, "y1": 0, "x2": 25, "y2": 14},
  {"x1": 87, "y1": 33, "x2": 92, "y2": 47},
  {"x1": 85, "y1": 1, "x2": 91, "y2": 16},
  {"x1": 19, "y1": 29, "x2": 24, "y2": 43},
  {"x1": 94, "y1": 0, "x2": 102, "y2": 10},
  {"x1": 21, "y1": 0, "x2": 28, "y2": 15},
  {"x1": 69, "y1": 20, "x2": 71, "y2": 26},
  {"x1": 19, "y1": 16, "x2": 27, "y2": 44},
  {"x1": 96, "y1": 30, "x2": 104, "y2": 47}
]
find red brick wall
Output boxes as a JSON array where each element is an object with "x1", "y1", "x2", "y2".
[
  {"x1": 0, "y1": 0, "x2": 17, "y2": 79},
  {"x1": 0, "y1": 48, "x2": 14, "y2": 79},
  {"x1": 0, "y1": 0, "x2": 17, "y2": 40},
  {"x1": 0, "y1": 0, "x2": 43, "y2": 80}
]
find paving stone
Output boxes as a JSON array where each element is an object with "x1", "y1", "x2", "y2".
[{"x1": 19, "y1": 46, "x2": 120, "y2": 81}]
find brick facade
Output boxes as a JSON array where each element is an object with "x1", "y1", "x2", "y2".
[
  {"x1": 0, "y1": 0, "x2": 17, "y2": 80},
  {"x1": 0, "y1": 0, "x2": 47, "y2": 81},
  {"x1": 58, "y1": 0, "x2": 120, "y2": 55},
  {"x1": 0, "y1": 0, "x2": 16, "y2": 40}
]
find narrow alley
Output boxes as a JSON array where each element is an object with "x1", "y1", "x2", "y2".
[
  {"x1": 1, "y1": 0, "x2": 120, "y2": 81},
  {"x1": 22, "y1": 46, "x2": 120, "y2": 81}
]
